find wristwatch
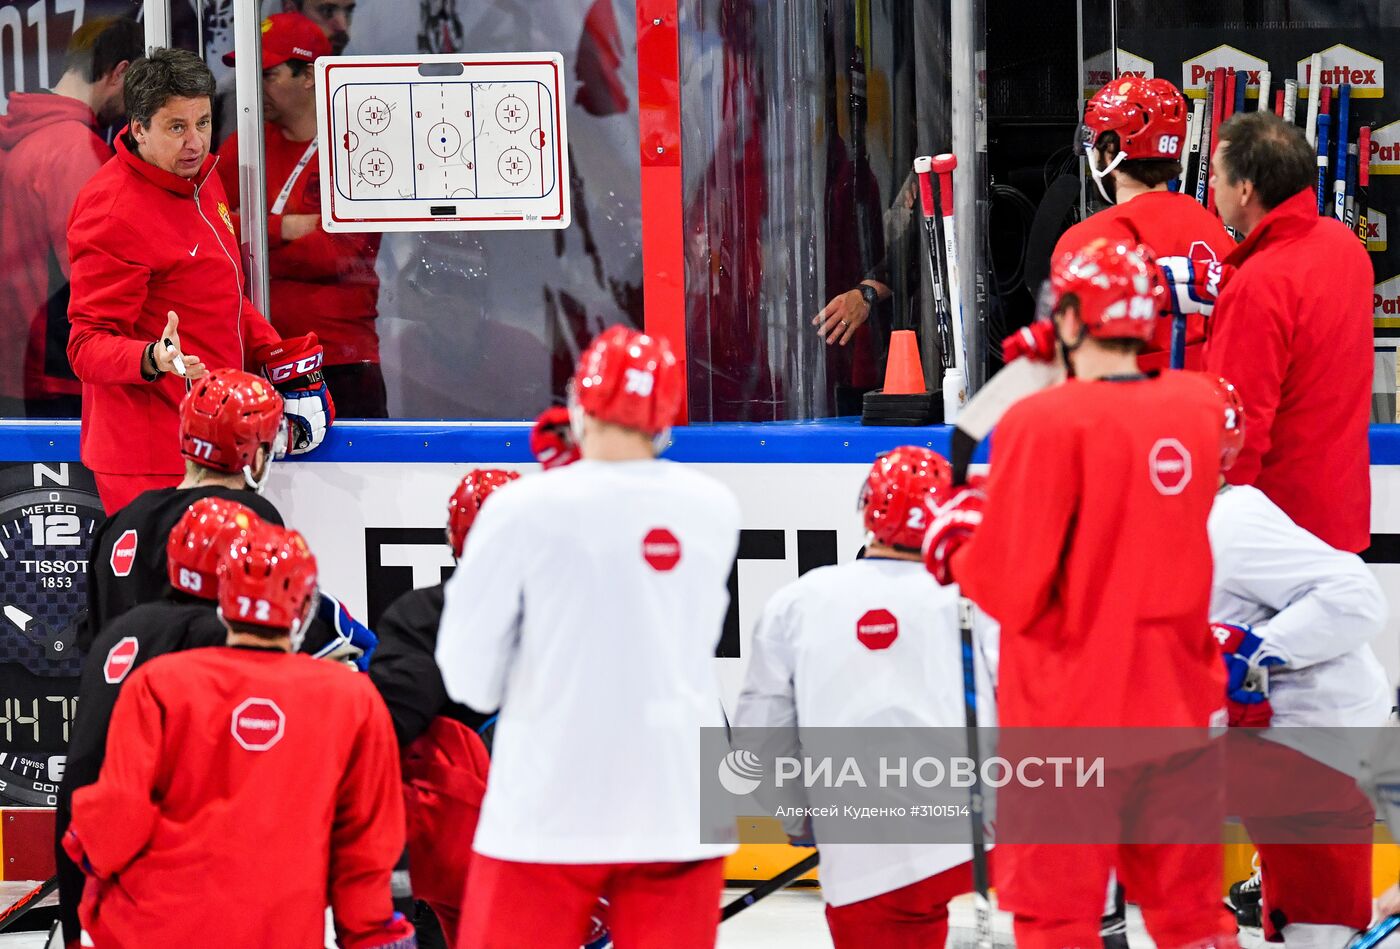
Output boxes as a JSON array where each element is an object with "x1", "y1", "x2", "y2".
[{"x1": 858, "y1": 284, "x2": 880, "y2": 310}]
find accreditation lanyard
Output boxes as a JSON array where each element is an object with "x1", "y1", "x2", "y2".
[{"x1": 271, "y1": 140, "x2": 318, "y2": 215}]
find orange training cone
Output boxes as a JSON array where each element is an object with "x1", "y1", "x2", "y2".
[{"x1": 881, "y1": 329, "x2": 927, "y2": 395}]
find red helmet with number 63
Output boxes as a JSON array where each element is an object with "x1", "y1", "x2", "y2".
[
  {"x1": 446, "y1": 468, "x2": 521, "y2": 557},
  {"x1": 180, "y1": 368, "x2": 286, "y2": 475},
  {"x1": 1215, "y1": 376, "x2": 1246, "y2": 472},
  {"x1": 167, "y1": 497, "x2": 262, "y2": 599},
  {"x1": 570, "y1": 326, "x2": 683, "y2": 437},
  {"x1": 217, "y1": 522, "x2": 318, "y2": 635},
  {"x1": 1050, "y1": 239, "x2": 1165, "y2": 342},
  {"x1": 859, "y1": 446, "x2": 954, "y2": 551},
  {"x1": 1081, "y1": 76, "x2": 1188, "y2": 161}
]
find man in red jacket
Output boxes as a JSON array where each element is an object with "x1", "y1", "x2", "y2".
[
  {"x1": 0, "y1": 16, "x2": 142, "y2": 417},
  {"x1": 1056, "y1": 76, "x2": 1235, "y2": 370},
  {"x1": 924, "y1": 240, "x2": 1234, "y2": 949},
  {"x1": 65, "y1": 48, "x2": 333, "y2": 512},
  {"x1": 1205, "y1": 111, "x2": 1373, "y2": 553},
  {"x1": 218, "y1": 14, "x2": 387, "y2": 417},
  {"x1": 63, "y1": 520, "x2": 414, "y2": 948}
]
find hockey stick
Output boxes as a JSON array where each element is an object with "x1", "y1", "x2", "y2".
[
  {"x1": 957, "y1": 594, "x2": 994, "y2": 949},
  {"x1": 1206, "y1": 67, "x2": 1225, "y2": 211},
  {"x1": 1273, "y1": 89, "x2": 1284, "y2": 116},
  {"x1": 1333, "y1": 85, "x2": 1351, "y2": 220},
  {"x1": 1194, "y1": 76, "x2": 1214, "y2": 208},
  {"x1": 1222, "y1": 69, "x2": 1236, "y2": 123},
  {"x1": 0, "y1": 875, "x2": 57, "y2": 933},
  {"x1": 720, "y1": 852, "x2": 820, "y2": 921},
  {"x1": 1179, "y1": 100, "x2": 1204, "y2": 196},
  {"x1": 1315, "y1": 113, "x2": 1332, "y2": 216},
  {"x1": 1358, "y1": 126, "x2": 1372, "y2": 246},
  {"x1": 932, "y1": 154, "x2": 967, "y2": 380},
  {"x1": 1257, "y1": 70, "x2": 1271, "y2": 114},
  {"x1": 1283, "y1": 79, "x2": 1298, "y2": 124},
  {"x1": 1344, "y1": 142, "x2": 1359, "y2": 232},
  {"x1": 1348, "y1": 915, "x2": 1400, "y2": 949},
  {"x1": 1304, "y1": 53, "x2": 1322, "y2": 146},
  {"x1": 915, "y1": 155, "x2": 954, "y2": 371}
]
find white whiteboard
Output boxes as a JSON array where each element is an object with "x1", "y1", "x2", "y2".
[{"x1": 314, "y1": 53, "x2": 571, "y2": 233}]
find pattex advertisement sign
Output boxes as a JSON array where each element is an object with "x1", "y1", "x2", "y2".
[
  {"x1": 1296, "y1": 44, "x2": 1385, "y2": 99},
  {"x1": 1181, "y1": 45, "x2": 1268, "y2": 99},
  {"x1": 1083, "y1": 49, "x2": 1154, "y2": 97}
]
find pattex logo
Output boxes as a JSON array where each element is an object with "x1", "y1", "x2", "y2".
[
  {"x1": 1182, "y1": 45, "x2": 1268, "y2": 99},
  {"x1": 1368, "y1": 121, "x2": 1400, "y2": 176},
  {"x1": 1083, "y1": 48, "x2": 1153, "y2": 95},
  {"x1": 1296, "y1": 45, "x2": 1384, "y2": 99}
]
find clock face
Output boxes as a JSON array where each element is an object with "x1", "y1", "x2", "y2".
[{"x1": 0, "y1": 462, "x2": 102, "y2": 804}]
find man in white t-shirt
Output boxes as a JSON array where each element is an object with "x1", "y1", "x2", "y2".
[
  {"x1": 437, "y1": 325, "x2": 742, "y2": 949},
  {"x1": 735, "y1": 446, "x2": 998, "y2": 949}
]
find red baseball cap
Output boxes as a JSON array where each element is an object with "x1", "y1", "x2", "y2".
[{"x1": 222, "y1": 13, "x2": 331, "y2": 68}]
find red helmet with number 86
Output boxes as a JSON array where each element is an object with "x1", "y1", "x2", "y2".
[
  {"x1": 217, "y1": 521, "x2": 318, "y2": 637},
  {"x1": 1050, "y1": 239, "x2": 1165, "y2": 343},
  {"x1": 859, "y1": 446, "x2": 954, "y2": 551},
  {"x1": 1081, "y1": 76, "x2": 1189, "y2": 161},
  {"x1": 446, "y1": 468, "x2": 521, "y2": 557},
  {"x1": 167, "y1": 497, "x2": 262, "y2": 599},
  {"x1": 180, "y1": 368, "x2": 286, "y2": 476},
  {"x1": 570, "y1": 326, "x2": 684, "y2": 437}
]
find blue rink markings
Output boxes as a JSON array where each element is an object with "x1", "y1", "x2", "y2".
[{"x1": 4, "y1": 419, "x2": 1400, "y2": 466}]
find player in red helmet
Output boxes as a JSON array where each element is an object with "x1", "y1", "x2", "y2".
[
  {"x1": 1205, "y1": 377, "x2": 1389, "y2": 947},
  {"x1": 1048, "y1": 75, "x2": 1234, "y2": 371},
  {"x1": 530, "y1": 405, "x2": 581, "y2": 470},
  {"x1": 437, "y1": 325, "x2": 740, "y2": 949},
  {"x1": 735, "y1": 446, "x2": 998, "y2": 948},
  {"x1": 924, "y1": 240, "x2": 1236, "y2": 949},
  {"x1": 65, "y1": 521, "x2": 413, "y2": 948}
]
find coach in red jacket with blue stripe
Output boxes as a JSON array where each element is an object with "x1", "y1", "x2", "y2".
[
  {"x1": 1206, "y1": 112, "x2": 1374, "y2": 553},
  {"x1": 66, "y1": 48, "x2": 332, "y2": 512}
]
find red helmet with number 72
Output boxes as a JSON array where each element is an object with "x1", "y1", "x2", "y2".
[
  {"x1": 1215, "y1": 376, "x2": 1247, "y2": 472},
  {"x1": 570, "y1": 326, "x2": 684, "y2": 437},
  {"x1": 217, "y1": 522, "x2": 318, "y2": 636},
  {"x1": 180, "y1": 368, "x2": 286, "y2": 475},
  {"x1": 1081, "y1": 76, "x2": 1189, "y2": 161},
  {"x1": 167, "y1": 497, "x2": 262, "y2": 599},
  {"x1": 1050, "y1": 239, "x2": 1165, "y2": 342},
  {"x1": 446, "y1": 468, "x2": 521, "y2": 558},
  {"x1": 859, "y1": 446, "x2": 954, "y2": 551}
]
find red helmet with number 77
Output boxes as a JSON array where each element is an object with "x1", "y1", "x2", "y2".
[
  {"x1": 446, "y1": 468, "x2": 521, "y2": 558},
  {"x1": 1050, "y1": 239, "x2": 1165, "y2": 343},
  {"x1": 570, "y1": 326, "x2": 684, "y2": 437},
  {"x1": 180, "y1": 368, "x2": 287, "y2": 476},
  {"x1": 167, "y1": 497, "x2": 262, "y2": 599},
  {"x1": 859, "y1": 446, "x2": 954, "y2": 551},
  {"x1": 1081, "y1": 76, "x2": 1189, "y2": 161},
  {"x1": 217, "y1": 521, "x2": 318, "y2": 637},
  {"x1": 1215, "y1": 376, "x2": 1247, "y2": 472}
]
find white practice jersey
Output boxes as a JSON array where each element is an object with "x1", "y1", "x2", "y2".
[
  {"x1": 1209, "y1": 484, "x2": 1390, "y2": 772},
  {"x1": 734, "y1": 557, "x2": 998, "y2": 907},
  {"x1": 437, "y1": 459, "x2": 742, "y2": 863}
]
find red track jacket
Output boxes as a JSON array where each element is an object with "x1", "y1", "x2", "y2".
[
  {"x1": 65, "y1": 132, "x2": 280, "y2": 476},
  {"x1": 951, "y1": 374, "x2": 1226, "y2": 729},
  {"x1": 1205, "y1": 188, "x2": 1374, "y2": 553},
  {"x1": 1055, "y1": 190, "x2": 1236, "y2": 371},
  {"x1": 65, "y1": 646, "x2": 412, "y2": 948},
  {"x1": 0, "y1": 92, "x2": 110, "y2": 403}
]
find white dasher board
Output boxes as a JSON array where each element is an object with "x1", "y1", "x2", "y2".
[{"x1": 315, "y1": 53, "x2": 570, "y2": 233}]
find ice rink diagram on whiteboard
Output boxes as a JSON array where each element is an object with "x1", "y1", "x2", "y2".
[{"x1": 316, "y1": 54, "x2": 570, "y2": 232}]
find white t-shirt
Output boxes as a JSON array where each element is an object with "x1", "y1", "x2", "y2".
[
  {"x1": 437, "y1": 458, "x2": 741, "y2": 863},
  {"x1": 1209, "y1": 484, "x2": 1390, "y2": 773},
  {"x1": 734, "y1": 557, "x2": 998, "y2": 907}
]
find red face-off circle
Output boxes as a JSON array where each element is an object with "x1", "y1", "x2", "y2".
[
  {"x1": 231, "y1": 698, "x2": 285, "y2": 752},
  {"x1": 103, "y1": 636, "x2": 139, "y2": 684},
  {"x1": 642, "y1": 528, "x2": 682, "y2": 572},
  {"x1": 110, "y1": 529, "x2": 138, "y2": 578},
  {"x1": 1148, "y1": 438, "x2": 1193, "y2": 496},
  {"x1": 856, "y1": 608, "x2": 899, "y2": 651}
]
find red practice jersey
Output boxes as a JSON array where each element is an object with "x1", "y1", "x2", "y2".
[
  {"x1": 951, "y1": 373, "x2": 1226, "y2": 728},
  {"x1": 65, "y1": 646, "x2": 411, "y2": 948},
  {"x1": 1055, "y1": 191, "x2": 1236, "y2": 370}
]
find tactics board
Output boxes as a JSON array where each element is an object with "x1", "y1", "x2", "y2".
[{"x1": 315, "y1": 53, "x2": 570, "y2": 232}]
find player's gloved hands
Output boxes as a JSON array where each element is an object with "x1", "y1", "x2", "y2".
[
  {"x1": 1213, "y1": 622, "x2": 1284, "y2": 707},
  {"x1": 1157, "y1": 256, "x2": 1228, "y2": 320},
  {"x1": 314, "y1": 591, "x2": 378, "y2": 671},
  {"x1": 1001, "y1": 320, "x2": 1057, "y2": 364},
  {"x1": 583, "y1": 897, "x2": 611, "y2": 949},
  {"x1": 922, "y1": 485, "x2": 986, "y2": 586},
  {"x1": 255, "y1": 333, "x2": 335, "y2": 456},
  {"x1": 531, "y1": 406, "x2": 581, "y2": 470}
]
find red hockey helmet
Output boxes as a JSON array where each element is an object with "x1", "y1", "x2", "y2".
[
  {"x1": 570, "y1": 326, "x2": 683, "y2": 437},
  {"x1": 530, "y1": 406, "x2": 581, "y2": 470},
  {"x1": 1049, "y1": 239, "x2": 1165, "y2": 343},
  {"x1": 180, "y1": 369, "x2": 287, "y2": 475},
  {"x1": 1081, "y1": 76, "x2": 1189, "y2": 161},
  {"x1": 167, "y1": 497, "x2": 262, "y2": 599},
  {"x1": 217, "y1": 521, "x2": 318, "y2": 635},
  {"x1": 1215, "y1": 376, "x2": 1247, "y2": 472},
  {"x1": 859, "y1": 446, "x2": 954, "y2": 551},
  {"x1": 446, "y1": 468, "x2": 521, "y2": 557}
]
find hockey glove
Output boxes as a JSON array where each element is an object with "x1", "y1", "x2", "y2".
[
  {"x1": 921, "y1": 485, "x2": 986, "y2": 586},
  {"x1": 314, "y1": 591, "x2": 378, "y2": 671},
  {"x1": 255, "y1": 333, "x2": 335, "y2": 456},
  {"x1": 1001, "y1": 320, "x2": 1057, "y2": 364},
  {"x1": 530, "y1": 405, "x2": 581, "y2": 469},
  {"x1": 583, "y1": 897, "x2": 611, "y2": 949},
  {"x1": 1213, "y1": 622, "x2": 1285, "y2": 706},
  {"x1": 1157, "y1": 256, "x2": 1228, "y2": 320}
]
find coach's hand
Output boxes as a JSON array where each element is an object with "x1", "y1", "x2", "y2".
[{"x1": 146, "y1": 311, "x2": 207, "y2": 380}]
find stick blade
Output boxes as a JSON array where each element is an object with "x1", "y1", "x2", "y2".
[{"x1": 956, "y1": 357, "x2": 1066, "y2": 445}]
